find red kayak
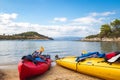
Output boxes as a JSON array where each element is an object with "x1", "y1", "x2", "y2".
[{"x1": 18, "y1": 56, "x2": 51, "y2": 80}]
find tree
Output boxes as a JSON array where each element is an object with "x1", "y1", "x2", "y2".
[
  {"x1": 99, "y1": 24, "x2": 111, "y2": 38},
  {"x1": 110, "y1": 19, "x2": 120, "y2": 31}
]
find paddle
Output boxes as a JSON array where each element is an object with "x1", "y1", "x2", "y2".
[
  {"x1": 108, "y1": 54, "x2": 120, "y2": 63},
  {"x1": 39, "y1": 46, "x2": 44, "y2": 54}
]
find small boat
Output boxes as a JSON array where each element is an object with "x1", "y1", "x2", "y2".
[
  {"x1": 18, "y1": 55, "x2": 51, "y2": 80},
  {"x1": 56, "y1": 56, "x2": 120, "y2": 80}
]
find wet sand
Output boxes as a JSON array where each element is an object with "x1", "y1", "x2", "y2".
[{"x1": 0, "y1": 63, "x2": 101, "y2": 80}]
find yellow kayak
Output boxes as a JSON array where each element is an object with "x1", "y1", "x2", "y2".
[{"x1": 56, "y1": 56, "x2": 120, "y2": 80}]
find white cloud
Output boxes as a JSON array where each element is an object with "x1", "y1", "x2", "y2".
[
  {"x1": 90, "y1": 11, "x2": 115, "y2": 17},
  {"x1": 72, "y1": 11, "x2": 115, "y2": 26},
  {"x1": 53, "y1": 17, "x2": 67, "y2": 22},
  {"x1": 102, "y1": 11, "x2": 115, "y2": 16},
  {"x1": 0, "y1": 13, "x2": 18, "y2": 24},
  {"x1": 73, "y1": 16, "x2": 98, "y2": 25},
  {"x1": 0, "y1": 13, "x2": 17, "y2": 20},
  {"x1": 0, "y1": 12, "x2": 115, "y2": 37}
]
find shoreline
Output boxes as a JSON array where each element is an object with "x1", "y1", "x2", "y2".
[
  {"x1": 0, "y1": 62, "x2": 101, "y2": 80},
  {"x1": 81, "y1": 37, "x2": 120, "y2": 42}
]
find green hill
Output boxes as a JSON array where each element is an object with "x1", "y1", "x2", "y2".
[{"x1": 0, "y1": 31, "x2": 53, "y2": 40}]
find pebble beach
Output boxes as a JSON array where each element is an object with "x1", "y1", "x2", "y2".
[{"x1": 0, "y1": 62, "x2": 101, "y2": 80}]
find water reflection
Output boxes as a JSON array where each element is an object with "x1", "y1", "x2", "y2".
[{"x1": 100, "y1": 42, "x2": 120, "y2": 53}]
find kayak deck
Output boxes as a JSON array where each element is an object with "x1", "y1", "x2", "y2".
[{"x1": 56, "y1": 57, "x2": 120, "y2": 80}]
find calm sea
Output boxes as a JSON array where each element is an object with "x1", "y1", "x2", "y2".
[{"x1": 0, "y1": 40, "x2": 120, "y2": 64}]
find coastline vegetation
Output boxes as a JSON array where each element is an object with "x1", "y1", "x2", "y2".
[
  {"x1": 86, "y1": 19, "x2": 120, "y2": 39},
  {"x1": 0, "y1": 31, "x2": 53, "y2": 40}
]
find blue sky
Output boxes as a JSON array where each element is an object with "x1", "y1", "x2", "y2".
[{"x1": 0, "y1": 0, "x2": 120, "y2": 37}]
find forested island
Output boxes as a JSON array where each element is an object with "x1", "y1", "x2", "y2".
[
  {"x1": 0, "y1": 31, "x2": 53, "y2": 40},
  {"x1": 82, "y1": 19, "x2": 120, "y2": 41}
]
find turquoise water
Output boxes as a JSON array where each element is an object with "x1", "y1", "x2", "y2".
[{"x1": 0, "y1": 40, "x2": 120, "y2": 64}]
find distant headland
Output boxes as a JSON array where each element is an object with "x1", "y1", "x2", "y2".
[{"x1": 0, "y1": 31, "x2": 53, "y2": 40}]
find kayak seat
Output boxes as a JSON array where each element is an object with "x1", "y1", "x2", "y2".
[{"x1": 21, "y1": 55, "x2": 37, "y2": 64}]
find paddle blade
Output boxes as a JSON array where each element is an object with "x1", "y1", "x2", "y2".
[
  {"x1": 82, "y1": 50, "x2": 87, "y2": 54},
  {"x1": 40, "y1": 46, "x2": 44, "y2": 52},
  {"x1": 108, "y1": 54, "x2": 120, "y2": 63}
]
